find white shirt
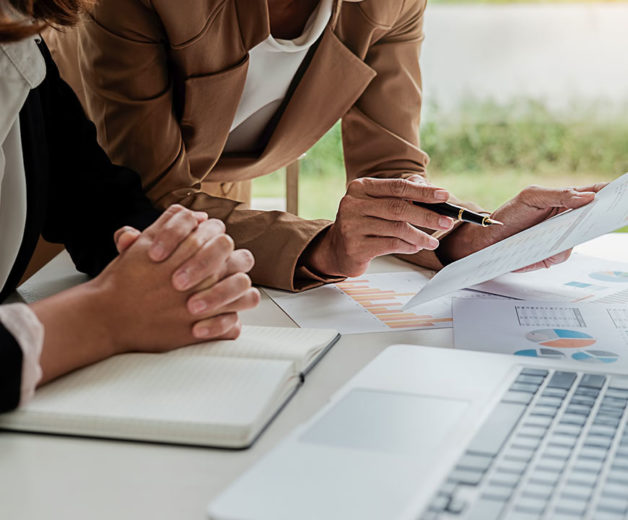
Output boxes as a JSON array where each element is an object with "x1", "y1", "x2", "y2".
[
  {"x1": 0, "y1": 37, "x2": 45, "y2": 290},
  {"x1": 224, "y1": 0, "x2": 332, "y2": 152},
  {"x1": 0, "y1": 38, "x2": 46, "y2": 407}
]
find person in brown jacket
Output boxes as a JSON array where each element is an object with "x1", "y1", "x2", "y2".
[{"x1": 47, "y1": 0, "x2": 601, "y2": 291}]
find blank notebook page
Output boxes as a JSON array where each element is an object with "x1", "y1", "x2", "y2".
[
  {"x1": 170, "y1": 326, "x2": 338, "y2": 372},
  {"x1": 0, "y1": 354, "x2": 296, "y2": 447}
]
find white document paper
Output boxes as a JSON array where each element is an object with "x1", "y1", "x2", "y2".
[
  {"x1": 470, "y1": 253, "x2": 628, "y2": 304},
  {"x1": 404, "y1": 172, "x2": 628, "y2": 309},
  {"x1": 266, "y1": 272, "x2": 506, "y2": 335},
  {"x1": 453, "y1": 298, "x2": 628, "y2": 369}
]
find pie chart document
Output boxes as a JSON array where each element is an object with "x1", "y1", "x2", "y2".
[
  {"x1": 452, "y1": 298, "x2": 628, "y2": 368},
  {"x1": 404, "y1": 172, "x2": 628, "y2": 310}
]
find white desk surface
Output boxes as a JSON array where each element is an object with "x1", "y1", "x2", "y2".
[{"x1": 1, "y1": 234, "x2": 626, "y2": 520}]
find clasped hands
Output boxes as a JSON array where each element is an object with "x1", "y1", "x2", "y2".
[
  {"x1": 100, "y1": 204, "x2": 260, "y2": 354},
  {"x1": 304, "y1": 175, "x2": 607, "y2": 277}
]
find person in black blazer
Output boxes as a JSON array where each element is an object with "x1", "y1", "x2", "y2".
[{"x1": 0, "y1": 3, "x2": 260, "y2": 413}]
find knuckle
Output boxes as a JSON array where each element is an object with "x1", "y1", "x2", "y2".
[
  {"x1": 189, "y1": 234, "x2": 205, "y2": 250},
  {"x1": 387, "y1": 199, "x2": 407, "y2": 219},
  {"x1": 233, "y1": 272, "x2": 252, "y2": 290},
  {"x1": 389, "y1": 179, "x2": 408, "y2": 198},
  {"x1": 165, "y1": 204, "x2": 182, "y2": 215},
  {"x1": 212, "y1": 234, "x2": 234, "y2": 254},
  {"x1": 348, "y1": 177, "x2": 366, "y2": 193},
  {"x1": 393, "y1": 220, "x2": 409, "y2": 237},
  {"x1": 207, "y1": 218, "x2": 226, "y2": 232}
]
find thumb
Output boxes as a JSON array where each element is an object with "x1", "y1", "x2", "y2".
[
  {"x1": 520, "y1": 186, "x2": 596, "y2": 211},
  {"x1": 114, "y1": 226, "x2": 141, "y2": 254}
]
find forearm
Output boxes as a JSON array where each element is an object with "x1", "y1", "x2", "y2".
[{"x1": 30, "y1": 281, "x2": 116, "y2": 385}]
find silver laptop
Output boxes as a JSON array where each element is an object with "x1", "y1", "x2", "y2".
[{"x1": 208, "y1": 345, "x2": 628, "y2": 520}]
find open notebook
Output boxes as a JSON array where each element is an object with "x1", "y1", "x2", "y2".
[{"x1": 0, "y1": 326, "x2": 339, "y2": 448}]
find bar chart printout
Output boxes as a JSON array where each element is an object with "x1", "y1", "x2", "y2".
[
  {"x1": 335, "y1": 278, "x2": 453, "y2": 330},
  {"x1": 266, "y1": 272, "x2": 495, "y2": 335}
]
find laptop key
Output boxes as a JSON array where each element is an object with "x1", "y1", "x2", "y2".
[
  {"x1": 578, "y1": 446, "x2": 608, "y2": 461},
  {"x1": 510, "y1": 383, "x2": 540, "y2": 394},
  {"x1": 548, "y1": 434, "x2": 578, "y2": 448},
  {"x1": 445, "y1": 497, "x2": 466, "y2": 515},
  {"x1": 464, "y1": 497, "x2": 507, "y2": 520},
  {"x1": 570, "y1": 396, "x2": 596, "y2": 407},
  {"x1": 594, "y1": 415, "x2": 621, "y2": 428},
  {"x1": 521, "y1": 368, "x2": 549, "y2": 377},
  {"x1": 606, "y1": 388, "x2": 628, "y2": 399},
  {"x1": 503, "y1": 447, "x2": 535, "y2": 463},
  {"x1": 511, "y1": 436, "x2": 542, "y2": 450},
  {"x1": 597, "y1": 497, "x2": 628, "y2": 514},
  {"x1": 513, "y1": 496, "x2": 547, "y2": 514},
  {"x1": 584, "y1": 435, "x2": 613, "y2": 449},
  {"x1": 529, "y1": 470, "x2": 560, "y2": 486},
  {"x1": 588, "y1": 424, "x2": 618, "y2": 438},
  {"x1": 520, "y1": 483, "x2": 553, "y2": 500},
  {"x1": 502, "y1": 391, "x2": 533, "y2": 406},
  {"x1": 543, "y1": 445, "x2": 571, "y2": 460},
  {"x1": 575, "y1": 387, "x2": 600, "y2": 398},
  {"x1": 572, "y1": 458, "x2": 604, "y2": 474},
  {"x1": 579, "y1": 374, "x2": 607, "y2": 389},
  {"x1": 524, "y1": 415, "x2": 553, "y2": 428},
  {"x1": 553, "y1": 424, "x2": 583, "y2": 437},
  {"x1": 536, "y1": 396, "x2": 563, "y2": 408},
  {"x1": 542, "y1": 388, "x2": 567, "y2": 399},
  {"x1": 606, "y1": 469, "x2": 628, "y2": 485},
  {"x1": 456, "y1": 453, "x2": 493, "y2": 473},
  {"x1": 560, "y1": 414, "x2": 587, "y2": 426},
  {"x1": 494, "y1": 459, "x2": 528, "y2": 475},
  {"x1": 515, "y1": 375, "x2": 545, "y2": 386},
  {"x1": 517, "y1": 425, "x2": 546, "y2": 439},
  {"x1": 600, "y1": 482, "x2": 628, "y2": 498},
  {"x1": 554, "y1": 498, "x2": 588, "y2": 516},
  {"x1": 466, "y1": 402, "x2": 526, "y2": 457},
  {"x1": 601, "y1": 397, "x2": 628, "y2": 409},
  {"x1": 565, "y1": 404, "x2": 592, "y2": 416},
  {"x1": 532, "y1": 405, "x2": 559, "y2": 417},
  {"x1": 608, "y1": 375, "x2": 628, "y2": 390},
  {"x1": 447, "y1": 468, "x2": 484, "y2": 486},
  {"x1": 489, "y1": 471, "x2": 519, "y2": 488},
  {"x1": 547, "y1": 371, "x2": 577, "y2": 390}
]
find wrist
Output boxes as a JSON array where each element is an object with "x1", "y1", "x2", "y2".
[
  {"x1": 436, "y1": 223, "x2": 476, "y2": 265},
  {"x1": 31, "y1": 280, "x2": 120, "y2": 384},
  {"x1": 300, "y1": 227, "x2": 343, "y2": 278}
]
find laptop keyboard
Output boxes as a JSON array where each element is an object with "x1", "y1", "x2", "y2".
[{"x1": 421, "y1": 367, "x2": 628, "y2": 520}]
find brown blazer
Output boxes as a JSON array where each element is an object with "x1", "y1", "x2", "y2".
[{"x1": 48, "y1": 0, "x2": 479, "y2": 291}]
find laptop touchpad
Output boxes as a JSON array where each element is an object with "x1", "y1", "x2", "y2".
[{"x1": 300, "y1": 388, "x2": 469, "y2": 454}]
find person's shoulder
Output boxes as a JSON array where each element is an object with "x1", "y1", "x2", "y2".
[{"x1": 346, "y1": 0, "x2": 425, "y2": 28}]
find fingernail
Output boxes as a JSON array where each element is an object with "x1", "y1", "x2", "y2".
[
  {"x1": 194, "y1": 327, "x2": 210, "y2": 339},
  {"x1": 189, "y1": 300, "x2": 207, "y2": 315},
  {"x1": 428, "y1": 237, "x2": 439, "y2": 249},
  {"x1": 150, "y1": 244, "x2": 167, "y2": 261},
  {"x1": 439, "y1": 217, "x2": 453, "y2": 229},
  {"x1": 173, "y1": 271, "x2": 190, "y2": 290},
  {"x1": 435, "y1": 190, "x2": 449, "y2": 201}
]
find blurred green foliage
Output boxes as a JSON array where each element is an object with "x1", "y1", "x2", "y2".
[{"x1": 252, "y1": 99, "x2": 628, "y2": 232}]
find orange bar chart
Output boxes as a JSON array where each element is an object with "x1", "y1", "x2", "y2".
[
  {"x1": 336, "y1": 277, "x2": 453, "y2": 330},
  {"x1": 269, "y1": 272, "x2": 456, "y2": 335}
]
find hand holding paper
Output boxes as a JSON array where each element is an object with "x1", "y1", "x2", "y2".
[{"x1": 404, "y1": 173, "x2": 628, "y2": 309}]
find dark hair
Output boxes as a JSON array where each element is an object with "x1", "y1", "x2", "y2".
[{"x1": 0, "y1": 0, "x2": 86, "y2": 43}]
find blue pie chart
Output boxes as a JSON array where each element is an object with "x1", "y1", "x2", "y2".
[
  {"x1": 515, "y1": 348, "x2": 566, "y2": 359},
  {"x1": 589, "y1": 271, "x2": 628, "y2": 283},
  {"x1": 571, "y1": 350, "x2": 619, "y2": 364}
]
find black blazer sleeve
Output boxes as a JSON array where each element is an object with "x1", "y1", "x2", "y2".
[
  {"x1": 0, "y1": 324, "x2": 23, "y2": 413},
  {"x1": 20, "y1": 42, "x2": 160, "y2": 277}
]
